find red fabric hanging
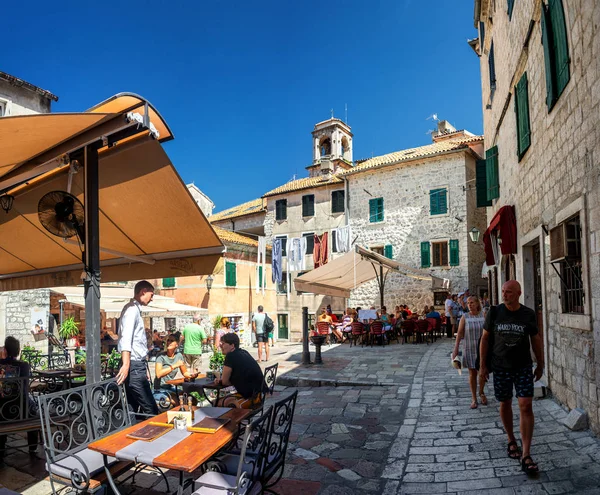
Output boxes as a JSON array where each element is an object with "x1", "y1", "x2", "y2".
[
  {"x1": 313, "y1": 232, "x2": 329, "y2": 268},
  {"x1": 483, "y1": 205, "x2": 517, "y2": 266}
]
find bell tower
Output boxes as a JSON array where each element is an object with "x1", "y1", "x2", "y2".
[{"x1": 306, "y1": 118, "x2": 353, "y2": 177}]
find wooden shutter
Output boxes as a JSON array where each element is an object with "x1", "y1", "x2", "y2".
[
  {"x1": 488, "y1": 41, "x2": 496, "y2": 89},
  {"x1": 486, "y1": 146, "x2": 499, "y2": 201},
  {"x1": 258, "y1": 266, "x2": 263, "y2": 288},
  {"x1": 507, "y1": 0, "x2": 514, "y2": 19},
  {"x1": 225, "y1": 261, "x2": 236, "y2": 287},
  {"x1": 549, "y1": 0, "x2": 570, "y2": 95},
  {"x1": 332, "y1": 191, "x2": 344, "y2": 213},
  {"x1": 515, "y1": 72, "x2": 531, "y2": 159},
  {"x1": 302, "y1": 195, "x2": 314, "y2": 217},
  {"x1": 370, "y1": 198, "x2": 383, "y2": 222},
  {"x1": 162, "y1": 277, "x2": 175, "y2": 288},
  {"x1": 420, "y1": 242, "x2": 431, "y2": 268},
  {"x1": 303, "y1": 233, "x2": 314, "y2": 255},
  {"x1": 449, "y1": 240, "x2": 460, "y2": 266},
  {"x1": 377, "y1": 198, "x2": 384, "y2": 222},
  {"x1": 476, "y1": 159, "x2": 492, "y2": 207},
  {"x1": 384, "y1": 244, "x2": 393, "y2": 259},
  {"x1": 430, "y1": 189, "x2": 447, "y2": 215},
  {"x1": 541, "y1": 4, "x2": 557, "y2": 109}
]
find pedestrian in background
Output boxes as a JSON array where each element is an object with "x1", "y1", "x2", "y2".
[
  {"x1": 252, "y1": 305, "x2": 269, "y2": 362},
  {"x1": 479, "y1": 280, "x2": 544, "y2": 475},
  {"x1": 444, "y1": 292, "x2": 454, "y2": 338},
  {"x1": 181, "y1": 313, "x2": 207, "y2": 373},
  {"x1": 452, "y1": 296, "x2": 487, "y2": 409}
]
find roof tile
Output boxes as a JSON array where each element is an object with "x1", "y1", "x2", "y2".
[
  {"x1": 210, "y1": 198, "x2": 265, "y2": 222},
  {"x1": 262, "y1": 175, "x2": 343, "y2": 197}
]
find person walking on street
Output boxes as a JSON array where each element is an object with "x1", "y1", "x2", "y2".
[
  {"x1": 452, "y1": 296, "x2": 487, "y2": 409},
  {"x1": 116, "y1": 280, "x2": 159, "y2": 416},
  {"x1": 479, "y1": 280, "x2": 544, "y2": 475},
  {"x1": 444, "y1": 292, "x2": 454, "y2": 338},
  {"x1": 252, "y1": 305, "x2": 269, "y2": 362},
  {"x1": 181, "y1": 313, "x2": 207, "y2": 373}
]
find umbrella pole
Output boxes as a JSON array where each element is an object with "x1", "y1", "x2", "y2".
[{"x1": 84, "y1": 143, "x2": 102, "y2": 384}]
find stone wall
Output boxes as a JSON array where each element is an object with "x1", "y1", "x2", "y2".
[
  {"x1": 347, "y1": 152, "x2": 487, "y2": 310},
  {"x1": 476, "y1": 0, "x2": 600, "y2": 431},
  {"x1": 0, "y1": 81, "x2": 52, "y2": 115},
  {"x1": 0, "y1": 289, "x2": 52, "y2": 353}
]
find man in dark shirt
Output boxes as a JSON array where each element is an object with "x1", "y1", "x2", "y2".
[
  {"x1": 479, "y1": 280, "x2": 543, "y2": 474},
  {"x1": 216, "y1": 333, "x2": 265, "y2": 408}
]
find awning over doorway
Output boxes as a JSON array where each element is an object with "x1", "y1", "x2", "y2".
[
  {"x1": 294, "y1": 245, "x2": 446, "y2": 298},
  {"x1": 483, "y1": 205, "x2": 517, "y2": 266}
]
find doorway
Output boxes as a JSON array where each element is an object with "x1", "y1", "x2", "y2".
[
  {"x1": 277, "y1": 314, "x2": 289, "y2": 340},
  {"x1": 532, "y1": 244, "x2": 544, "y2": 340}
]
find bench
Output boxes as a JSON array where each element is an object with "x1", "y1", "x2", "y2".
[{"x1": 38, "y1": 379, "x2": 136, "y2": 494}]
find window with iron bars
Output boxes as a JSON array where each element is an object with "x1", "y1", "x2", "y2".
[{"x1": 559, "y1": 215, "x2": 584, "y2": 314}]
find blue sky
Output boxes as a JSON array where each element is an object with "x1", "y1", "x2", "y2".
[{"x1": 4, "y1": 1, "x2": 481, "y2": 212}]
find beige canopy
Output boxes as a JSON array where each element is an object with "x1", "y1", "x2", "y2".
[{"x1": 294, "y1": 245, "x2": 446, "y2": 298}]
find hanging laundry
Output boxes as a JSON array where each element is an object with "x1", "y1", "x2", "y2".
[
  {"x1": 313, "y1": 232, "x2": 329, "y2": 268},
  {"x1": 335, "y1": 225, "x2": 351, "y2": 253},
  {"x1": 256, "y1": 236, "x2": 267, "y2": 294},
  {"x1": 271, "y1": 238, "x2": 282, "y2": 284},
  {"x1": 287, "y1": 237, "x2": 307, "y2": 272}
]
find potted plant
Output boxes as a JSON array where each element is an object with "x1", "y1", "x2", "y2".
[
  {"x1": 59, "y1": 316, "x2": 80, "y2": 347},
  {"x1": 208, "y1": 351, "x2": 225, "y2": 380},
  {"x1": 173, "y1": 413, "x2": 187, "y2": 430}
]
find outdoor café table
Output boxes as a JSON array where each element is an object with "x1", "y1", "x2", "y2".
[
  {"x1": 88, "y1": 406, "x2": 252, "y2": 495},
  {"x1": 165, "y1": 373, "x2": 207, "y2": 398},
  {"x1": 181, "y1": 377, "x2": 228, "y2": 406},
  {"x1": 32, "y1": 368, "x2": 86, "y2": 391}
]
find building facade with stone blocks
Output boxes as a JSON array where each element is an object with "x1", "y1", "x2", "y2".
[
  {"x1": 0, "y1": 71, "x2": 57, "y2": 116},
  {"x1": 210, "y1": 198, "x2": 267, "y2": 237},
  {"x1": 472, "y1": 0, "x2": 600, "y2": 432},
  {"x1": 186, "y1": 183, "x2": 215, "y2": 218},
  {"x1": 343, "y1": 125, "x2": 488, "y2": 311}
]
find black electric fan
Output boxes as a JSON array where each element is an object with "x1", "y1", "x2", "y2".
[{"x1": 38, "y1": 191, "x2": 85, "y2": 245}]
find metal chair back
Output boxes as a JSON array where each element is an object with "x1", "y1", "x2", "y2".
[
  {"x1": 0, "y1": 369, "x2": 31, "y2": 423},
  {"x1": 259, "y1": 363, "x2": 278, "y2": 405},
  {"x1": 370, "y1": 321, "x2": 384, "y2": 334},
  {"x1": 350, "y1": 322, "x2": 364, "y2": 335},
  {"x1": 316, "y1": 321, "x2": 330, "y2": 336}
]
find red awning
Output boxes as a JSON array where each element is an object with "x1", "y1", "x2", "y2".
[{"x1": 483, "y1": 205, "x2": 517, "y2": 266}]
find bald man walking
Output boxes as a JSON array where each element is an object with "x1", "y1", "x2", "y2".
[{"x1": 479, "y1": 280, "x2": 544, "y2": 475}]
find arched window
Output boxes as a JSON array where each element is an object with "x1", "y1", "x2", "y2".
[
  {"x1": 320, "y1": 138, "x2": 331, "y2": 156},
  {"x1": 341, "y1": 137, "x2": 350, "y2": 160}
]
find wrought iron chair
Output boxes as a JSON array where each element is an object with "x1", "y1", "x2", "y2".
[
  {"x1": 316, "y1": 321, "x2": 332, "y2": 345},
  {"x1": 258, "y1": 363, "x2": 278, "y2": 407},
  {"x1": 194, "y1": 406, "x2": 274, "y2": 495}
]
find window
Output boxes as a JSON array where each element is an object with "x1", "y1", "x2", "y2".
[
  {"x1": 514, "y1": 72, "x2": 531, "y2": 160},
  {"x1": 420, "y1": 242, "x2": 431, "y2": 268},
  {"x1": 308, "y1": 313, "x2": 316, "y2": 332},
  {"x1": 303, "y1": 233, "x2": 314, "y2": 255},
  {"x1": 164, "y1": 317, "x2": 176, "y2": 331},
  {"x1": 331, "y1": 230, "x2": 338, "y2": 253},
  {"x1": 258, "y1": 266, "x2": 264, "y2": 288},
  {"x1": 384, "y1": 245, "x2": 393, "y2": 259},
  {"x1": 275, "y1": 235, "x2": 287, "y2": 256},
  {"x1": 541, "y1": 0, "x2": 570, "y2": 111},
  {"x1": 369, "y1": 198, "x2": 384, "y2": 223},
  {"x1": 507, "y1": 0, "x2": 514, "y2": 19},
  {"x1": 479, "y1": 21, "x2": 485, "y2": 51},
  {"x1": 162, "y1": 277, "x2": 175, "y2": 288},
  {"x1": 433, "y1": 292, "x2": 447, "y2": 307},
  {"x1": 275, "y1": 199, "x2": 287, "y2": 221},
  {"x1": 0, "y1": 102, "x2": 5, "y2": 117},
  {"x1": 556, "y1": 215, "x2": 584, "y2": 314},
  {"x1": 449, "y1": 239, "x2": 460, "y2": 266},
  {"x1": 488, "y1": 41, "x2": 496, "y2": 92},
  {"x1": 225, "y1": 261, "x2": 237, "y2": 287},
  {"x1": 429, "y1": 188, "x2": 448, "y2": 215},
  {"x1": 486, "y1": 146, "x2": 500, "y2": 201},
  {"x1": 432, "y1": 241, "x2": 449, "y2": 267},
  {"x1": 371, "y1": 246, "x2": 384, "y2": 256},
  {"x1": 320, "y1": 138, "x2": 331, "y2": 156},
  {"x1": 302, "y1": 195, "x2": 315, "y2": 217},
  {"x1": 332, "y1": 190, "x2": 345, "y2": 213},
  {"x1": 276, "y1": 271, "x2": 288, "y2": 294},
  {"x1": 476, "y1": 159, "x2": 492, "y2": 207}
]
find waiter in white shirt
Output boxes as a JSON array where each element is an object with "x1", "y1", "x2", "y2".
[{"x1": 116, "y1": 280, "x2": 159, "y2": 416}]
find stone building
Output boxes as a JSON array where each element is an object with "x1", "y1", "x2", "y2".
[
  {"x1": 0, "y1": 71, "x2": 57, "y2": 116},
  {"x1": 344, "y1": 121, "x2": 488, "y2": 310},
  {"x1": 187, "y1": 183, "x2": 215, "y2": 218},
  {"x1": 471, "y1": 0, "x2": 600, "y2": 432}
]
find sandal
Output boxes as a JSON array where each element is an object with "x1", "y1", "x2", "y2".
[
  {"x1": 479, "y1": 393, "x2": 488, "y2": 405},
  {"x1": 507, "y1": 440, "x2": 522, "y2": 459},
  {"x1": 470, "y1": 400, "x2": 478, "y2": 409},
  {"x1": 521, "y1": 455, "x2": 539, "y2": 474}
]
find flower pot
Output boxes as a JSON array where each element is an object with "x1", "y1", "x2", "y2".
[
  {"x1": 173, "y1": 418, "x2": 187, "y2": 430},
  {"x1": 66, "y1": 338, "x2": 77, "y2": 347}
]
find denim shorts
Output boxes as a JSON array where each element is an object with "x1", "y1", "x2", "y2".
[{"x1": 492, "y1": 367, "x2": 534, "y2": 402}]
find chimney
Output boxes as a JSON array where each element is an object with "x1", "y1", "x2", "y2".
[{"x1": 436, "y1": 120, "x2": 456, "y2": 135}]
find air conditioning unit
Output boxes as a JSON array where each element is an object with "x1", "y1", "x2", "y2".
[{"x1": 549, "y1": 223, "x2": 567, "y2": 262}]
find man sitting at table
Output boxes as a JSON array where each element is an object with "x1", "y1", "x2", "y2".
[{"x1": 215, "y1": 333, "x2": 266, "y2": 409}]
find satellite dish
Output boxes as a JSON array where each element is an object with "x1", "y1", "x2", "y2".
[{"x1": 38, "y1": 191, "x2": 85, "y2": 244}]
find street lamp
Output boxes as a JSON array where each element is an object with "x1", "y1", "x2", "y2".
[
  {"x1": 205, "y1": 274, "x2": 214, "y2": 293},
  {"x1": 469, "y1": 227, "x2": 481, "y2": 244}
]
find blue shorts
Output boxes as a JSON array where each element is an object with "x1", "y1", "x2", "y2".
[{"x1": 492, "y1": 367, "x2": 534, "y2": 402}]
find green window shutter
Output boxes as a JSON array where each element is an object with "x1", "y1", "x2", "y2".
[
  {"x1": 162, "y1": 277, "x2": 175, "y2": 288},
  {"x1": 476, "y1": 159, "x2": 492, "y2": 207},
  {"x1": 303, "y1": 233, "x2": 314, "y2": 255},
  {"x1": 302, "y1": 195, "x2": 315, "y2": 217},
  {"x1": 276, "y1": 199, "x2": 287, "y2": 220},
  {"x1": 384, "y1": 244, "x2": 393, "y2": 259},
  {"x1": 258, "y1": 266, "x2": 263, "y2": 288},
  {"x1": 332, "y1": 191, "x2": 345, "y2": 213},
  {"x1": 486, "y1": 146, "x2": 500, "y2": 201},
  {"x1": 507, "y1": 0, "x2": 514, "y2": 19},
  {"x1": 225, "y1": 261, "x2": 236, "y2": 287},
  {"x1": 541, "y1": 5, "x2": 557, "y2": 110},
  {"x1": 549, "y1": 0, "x2": 570, "y2": 96},
  {"x1": 420, "y1": 242, "x2": 431, "y2": 268},
  {"x1": 449, "y1": 240, "x2": 460, "y2": 266},
  {"x1": 430, "y1": 189, "x2": 447, "y2": 215},
  {"x1": 370, "y1": 198, "x2": 384, "y2": 223},
  {"x1": 515, "y1": 72, "x2": 532, "y2": 159}
]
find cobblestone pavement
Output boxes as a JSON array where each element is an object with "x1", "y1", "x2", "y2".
[{"x1": 5, "y1": 339, "x2": 600, "y2": 494}]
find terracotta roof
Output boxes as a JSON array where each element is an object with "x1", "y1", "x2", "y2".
[
  {"x1": 0, "y1": 71, "x2": 59, "y2": 102},
  {"x1": 212, "y1": 226, "x2": 259, "y2": 247},
  {"x1": 343, "y1": 136, "x2": 483, "y2": 175},
  {"x1": 262, "y1": 175, "x2": 343, "y2": 197},
  {"x1": 210, "y1": 198, "x2": 265, "y2": 222}
]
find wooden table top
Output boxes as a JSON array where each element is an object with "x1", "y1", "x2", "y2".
[
  {"x1": 88, "y1": 407, "x2": 252, "y2": 472},
  {"x1": 34, "y1": 369, "x2": 86, "y2": 379},
  {"x1": 165, "y1": 373, "x2": 207, "y2": 386}
]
